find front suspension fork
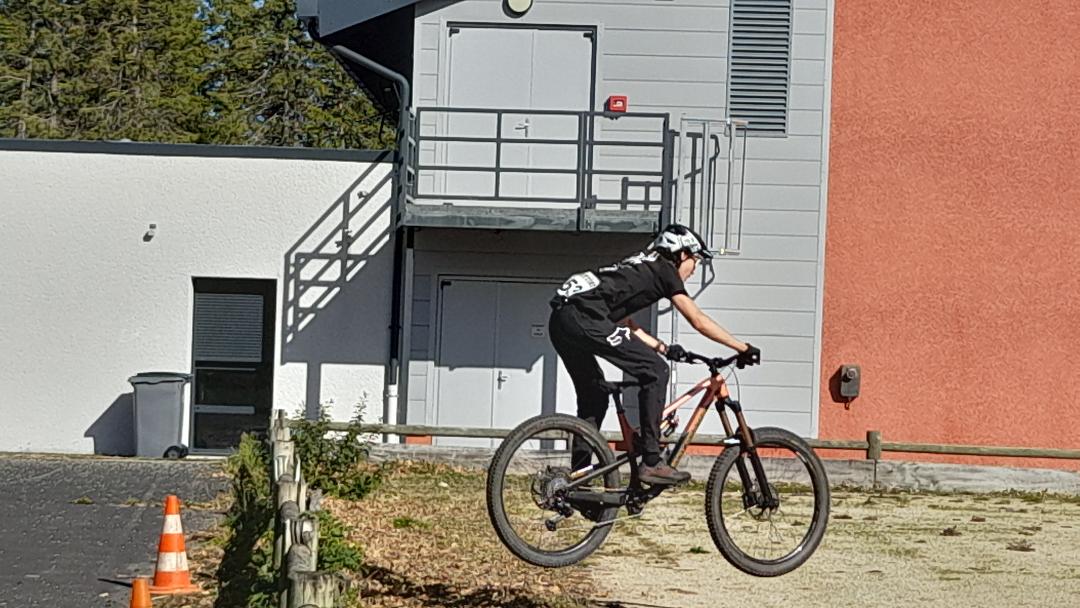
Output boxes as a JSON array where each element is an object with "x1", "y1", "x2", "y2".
[{"x1": 718, "y1": 397, "x2": 779, "y2": 509}]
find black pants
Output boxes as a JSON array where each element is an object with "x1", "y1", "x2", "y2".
[{"x1": 548, "y1": 301, "x2": 670, "y2": 469}]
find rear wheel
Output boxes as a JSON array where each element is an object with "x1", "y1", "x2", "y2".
[
  {"x1": 486, "y1": 414, "x2": 621, "y2": 568},
  {"x1": 705, "y1": 427, "x2": 830, "y2": 576}
]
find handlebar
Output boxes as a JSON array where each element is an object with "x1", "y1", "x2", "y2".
[
  {"x1": 598, "y1": 351, "x2": 744, "y2": 396},
  {"x1": 680, "y1": 350, "x2": 742, "y2": 373}
]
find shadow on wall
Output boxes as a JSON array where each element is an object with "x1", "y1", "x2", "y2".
[
  {"x1": 281, "y1": 155, "x2": 396, "y2": 418},
  {"x1": 84, "y1": 392, "x2": 135, "y2": 456}
]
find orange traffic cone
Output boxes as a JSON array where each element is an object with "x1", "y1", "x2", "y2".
[
  {"x1": 130, "y1": 577, "x2": 152, "y2": 608},
  {"x1": 148, "y1": 495, "x2": 200, "y2": 595}
]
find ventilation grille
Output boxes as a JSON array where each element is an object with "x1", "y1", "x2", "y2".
[
  {"x1": 194, "y1": 293, "x2": 264, "y2": 362},
  {"x1": 728, "y1": 0, "x2": 792, "y2": 134}
]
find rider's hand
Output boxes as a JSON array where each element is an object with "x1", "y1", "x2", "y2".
[
  {"x1": 736, "y1": 343, "x2": 761, "y2": 369},
  {"x1": 664, "y1": 343, "x2": 688, "y2": 362}
]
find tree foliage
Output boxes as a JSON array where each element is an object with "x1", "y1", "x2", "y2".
[
  {"x1": 0, "y1": 0, "x2": 392, "y2": 148},
  {"x1": 204, "y1": 0, "x2": 392, "y2": 148}
]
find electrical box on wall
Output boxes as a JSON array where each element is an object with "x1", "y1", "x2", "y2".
[{"x1": 839, "y1": 365, "x2": 861, "y2": 399}]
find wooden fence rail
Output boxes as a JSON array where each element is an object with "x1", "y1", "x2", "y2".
[{"x1": 304, "y1": 421, "x2": 1080, "y2": 461}]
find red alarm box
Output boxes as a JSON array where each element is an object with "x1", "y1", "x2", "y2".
[{"x1": 605, "y1": 95, "x2": 628, "y2": 113}]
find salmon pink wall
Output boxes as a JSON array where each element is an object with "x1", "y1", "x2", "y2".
[{"x1": 821, "y1": 0, "x2": 1080, "y2": 469}]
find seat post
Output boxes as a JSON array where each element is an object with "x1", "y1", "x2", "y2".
[{"x1": 611, "y1": 391, "x2": 624, "y2": 414}]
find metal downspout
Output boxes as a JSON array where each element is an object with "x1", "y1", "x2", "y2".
[{"x1": 328, "y1": 46, "x2": 412, "y2": 437}]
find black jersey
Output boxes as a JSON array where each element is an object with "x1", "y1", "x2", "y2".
[{"x1": 555, "y1": 251, "x2": 688, "y2": 322}]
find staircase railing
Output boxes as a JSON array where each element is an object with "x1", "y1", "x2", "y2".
[{"x1": 676, "y1": 117, "x2": 749, "y2": 255}]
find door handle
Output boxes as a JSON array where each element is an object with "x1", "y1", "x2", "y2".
[
  {"x1": 513, "y1": 118, "x2": 530, "y2": 138},
  {"x1": 497, "y1": 371, "x2": 509, "y2": 388}
]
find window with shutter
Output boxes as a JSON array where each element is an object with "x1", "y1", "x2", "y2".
[
  {"x1": 193, "y1": 293, "x2": 264, "y2": 362},
  {"x1": 728, "y1": 0, "x2": 792, "y2": 135}
]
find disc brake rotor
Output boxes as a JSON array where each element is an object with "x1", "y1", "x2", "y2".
[
  {"x1": 744, "y1": 482, "x2": 780, "y2": 521},
  {"x1": 531, "y1": 466, "x2": 570, "y2": 510}
]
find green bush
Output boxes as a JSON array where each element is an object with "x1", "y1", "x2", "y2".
[
  {"x1": 216, "y1": 433, "x2": 276, "y2": 608},
  {"x1": 291, "y1": 402, "x2": 383, "y2": 500},
  {"x1": 223, "y1": 433, "x2": 272, "y2": 527},
  {"x1": 212, "y1": 407, "x2": 377, "y2": 607},
  {"x1": 316, "y1": 510, "x2": 365, "y2": 573}
]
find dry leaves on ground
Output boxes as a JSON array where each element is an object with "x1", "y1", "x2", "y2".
[{"x1": 328, "y1": 461, "x2": 595, "y2": 608}]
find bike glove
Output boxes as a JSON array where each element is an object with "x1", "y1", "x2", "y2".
[
  {"x1": 664, "y1": 343, "x2": 688, "y2": 362},
  {"x1": 736, "y1": 343, "x2": 761, "y2": 369}
]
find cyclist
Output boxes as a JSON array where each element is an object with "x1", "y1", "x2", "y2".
[{"x1": 549, "y1": 223, "x2": 760, "y2": 486}]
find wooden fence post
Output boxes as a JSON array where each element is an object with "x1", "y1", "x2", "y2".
[
  {"x1": 288, "y1": 571, "x2": 346, "y2": 608},
  {"x1": 274, "y1": 441, "x2": 296, "y2": 482},
  {"x1": 867, "y1": 430, "x2": 882, "y2": 489},
  {"x1": 274, "y1": 500, "x2": 301, "y2": 571},
  {"x1": 299, "y1": 513, "x2": 320, "y2": 567},
  {"x1": 866, "y1": 430, "x2": 882, "y2": 461}
]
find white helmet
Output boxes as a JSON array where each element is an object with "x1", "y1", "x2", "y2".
[{"x1": 650, "y1": 224, "x2": 713, "y2": 259}]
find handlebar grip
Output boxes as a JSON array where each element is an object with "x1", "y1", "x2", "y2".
[{"x1": 682, "y1": 351, "x2": 739, "y2": 368}]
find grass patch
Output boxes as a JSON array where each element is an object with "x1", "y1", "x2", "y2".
[
  {"x1": 71, "y1": 496, "x2": 94, "y2": 505},
  {"x1": 688, "y1": 545, "x2": 709, "y2": 554},
  {"x1": 393, "y1": 516, "x2": 431, "y2": 530}
]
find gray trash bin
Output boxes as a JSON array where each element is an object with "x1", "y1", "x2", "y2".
[{"x1": 129, "y1": 372, "x2": 192, "y2": 458}]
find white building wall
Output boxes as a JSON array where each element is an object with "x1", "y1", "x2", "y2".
[{"x1": 0, "y1": 144, "x2": 394, "y2": 453}]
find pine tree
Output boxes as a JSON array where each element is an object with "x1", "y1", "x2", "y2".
[
  {"x1": 204, "y1": 0, "x2": 392, "y2": 149},
  {"x1": 72, "y1": 0, "x2": 212, "y2": 142},
  {"x1": 0, "y1": 0, "x2": 390, "y2": 148},
  {"x1": 0, "y1": 0, "x2": 212, "y2": 142},
  {"x1": 0, "y1": 0, "x2": 83, "y2": 138}
]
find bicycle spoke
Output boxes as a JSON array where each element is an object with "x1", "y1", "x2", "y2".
[
  {"x1": 716, "y1": 443, "x2": 817, "y2": 563},
  {"x1": 497, "y1": 424, "x2": 619, "y2": 556}
]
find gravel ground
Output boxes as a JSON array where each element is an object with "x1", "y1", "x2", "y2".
[
  {"x1": 587, "y1": 487, "x2": 1080, "y2": 608},
  {"x1": 0, "y1": 455, "x2": 228, "y2": 608}
]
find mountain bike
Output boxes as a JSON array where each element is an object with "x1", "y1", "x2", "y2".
[{"x1": 486, "y1": 350, "x2": 830, "y2": 577}]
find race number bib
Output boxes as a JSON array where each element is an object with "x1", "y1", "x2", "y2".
[{"x1": 556, "y1": 271, "x2": 600, "y2": 298}]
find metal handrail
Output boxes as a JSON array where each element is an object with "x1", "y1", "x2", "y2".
[
  {"x1": 407, "y1": 107, "x2": 673, "y2": 212},
  {"x1": 676, "y1": 117, "x2": 749, "y2": 255}
]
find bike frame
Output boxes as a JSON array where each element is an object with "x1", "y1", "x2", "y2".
[{"x1": 563, "y1": 364, "x2": 773, "y2": 510}]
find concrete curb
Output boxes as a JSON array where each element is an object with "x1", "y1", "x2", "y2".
[{"x1": 368, "y1": 444, "x2": 1080, "y2": 495}]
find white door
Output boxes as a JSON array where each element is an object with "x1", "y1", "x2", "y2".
[
  {"x1": 526, "y1": 30, "x2": 593, "y2": 201},
  {"x1": 440, "y1": 27, "x2": 593, "y2": 205},
  {"x1": 443, "y1": 28, "x2": 533, "y2": 199},
  {"x1": 491, "y1": 282, "x2": 558, "y2": 429},
  {"x1": 435, "y1": 280, "x2": 562, "y2": 447},
  {"x1": 434, "y1": 281, "x2": 498, "y2": 447}
]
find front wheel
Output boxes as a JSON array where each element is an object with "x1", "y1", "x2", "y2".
[
  {"x1": 486, "y1": 414, "x2": 621, "y2": 568},
  {"x1": 705, "y1": 427, "x2": 830, "y2": 576}
]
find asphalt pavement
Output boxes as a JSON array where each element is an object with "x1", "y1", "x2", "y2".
[{"x1": 0, "y1": 455, "x2": 227, "y2": 607}]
